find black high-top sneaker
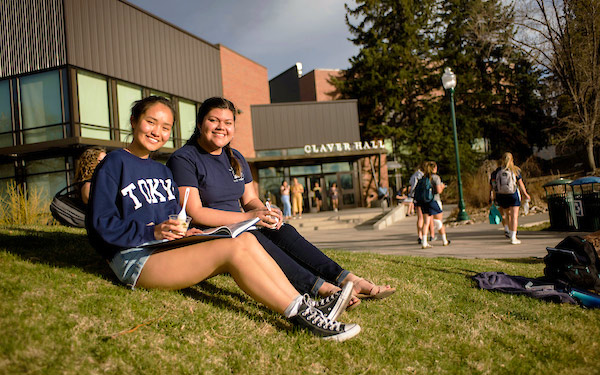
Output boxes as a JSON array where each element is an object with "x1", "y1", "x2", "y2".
[
  {"x1": 311, "y1": 281, "x2": 353, "y2": 321},
  {"x1": 292, "y1": 296, "x2": 361, "y2": 342}
]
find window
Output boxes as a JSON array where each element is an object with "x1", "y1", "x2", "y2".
[
  {"x1": 0, "y1": 163, "x2": 16, "y2": 199},
  {"x1": 0, "y1": 80, "x2": 12, "y2": 148},
  {"x1": 25, "y1": 157, "x2": 68, "y2": 205},
  {"x1": 178, "y1": 99, "x2": 196, "y2": 144},
  {"x1": 20, "y1": 71, "x2": 64, "y2": 143},
  {"x1": 290, "y1": 165, "x2": 321, "y2": 176},
  {"x1": 78, "y1": 71, "x2": 110, "y2": 140},
  {"x1": 256, "y1": 150, "x2": 283, "y2": 157},
  {"x1": 322, "y1": 162, "x2": 351, "y2": 173},
  {"x1": 117, "y1": 82, "x2": 142, "y2": 142},
  {"x1": 258, "y1": 167, "x2": 285, "y2": 178}
]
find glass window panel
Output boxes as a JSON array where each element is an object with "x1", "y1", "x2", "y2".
[
  {"x1": 0, "y1": 80, "x2": 12, "y2": 148},
  {"x1": 178, "y1": 99, "x2": 196, "y2": 144},
  {"x1": 117, "y1": 82, "x2": 142, "y2": 142},
  {"x1": 324, "y1": 175, "x2": 337, "y2": 190},
  {"x1": 340, "y1": 173, "x2": 354, "y2": 190},
  {"x1": 287, "y1": 148, "x2": 305, "y2": 156},
  {"x1": 150, "y1": 90, "x2": 170, "y2": 99},
  {"x1": 78, "y1": 71, "x2": 110, "y2": 140},
  {"x1": 258, "y1": 177, "x2": 284, "y2": 205},
  {"x1": 322, "y1": 162, "x2": 351, "y2": 173},
  {"x1": 258, "y1": 167, "x2": 285, "y2": 178},
  {"x1": 0, "y1": 163, "x2": 15, "y2": 179},
  {"x1": 342, "y1": 193, "x2": 355, "y2": 205},
  {"x1": 20, "y1": 71, "x2": 63, "y2": 143},
  {"x1": 26, "y1": 157, "x2": 65, "y2": 175},
  {"x1": 27, "y1": 171, "x2": 67, "y2": 206},
  {"x1": 256, "y1": 150, "x2": 283, "y2": 157},
  {"x1": 290, "y1": 165, "x2": 321, "y2": 176},
  {"x1": 147, "y1": 91, "x2": 174, "y2": 148},
  {"x1": 25, "y1": 157, "x2": 67, "y2": 207}
]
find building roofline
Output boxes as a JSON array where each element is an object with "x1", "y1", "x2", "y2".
[
  {"x1": 216, "y1": 44, "x2": 267, "y2": 69},
  {"x1": 119, "y1": 0, "x2": 219, "y2": 51},
  {"x1": 250, "y1": 99, "x2": 357, "y2": 108}
]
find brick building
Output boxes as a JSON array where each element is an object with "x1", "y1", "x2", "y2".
[{"x1": 0, "y1": 0, "x2": 388, "y2": 214}]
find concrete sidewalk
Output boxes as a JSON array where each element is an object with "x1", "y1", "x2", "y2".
[{"x1": 292, "y1": 207, "x2": 584, "y2": 259}]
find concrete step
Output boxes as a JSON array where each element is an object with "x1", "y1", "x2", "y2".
[{"x1": 290, "y1": 209, "x2": 385, "y2": 231}]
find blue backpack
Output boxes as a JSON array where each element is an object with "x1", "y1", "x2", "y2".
[{"x1": 414, "y1": 176, "x2": 434, "y2": 203}]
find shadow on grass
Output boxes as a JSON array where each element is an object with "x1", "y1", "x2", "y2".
[
  {"x1": 181, "y1": 284, "x2": 290, "y2": 331},
  {"x1": 0, "y1": 226, "x2": 289, "y2": 329},
  {"x1": 0, "y1": 226, "x2": 114, "y2": 280}
]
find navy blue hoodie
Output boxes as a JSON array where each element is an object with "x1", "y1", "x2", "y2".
[{"x1": 86, "y1": 149, "x2": 180, "y2": 260}]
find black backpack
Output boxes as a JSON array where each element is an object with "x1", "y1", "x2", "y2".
[
  {"x1": 414, "y1": 176, "x2": 433, "y2": 203},
  {"x1": 49, "y1": 183, "x2": 86, "y2": 228},
  {"x1": 543, "y1": 236, "x2": 600, "y2": 293}
]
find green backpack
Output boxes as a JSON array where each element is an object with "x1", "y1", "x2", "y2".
[{"x1": 414, "y1": 176, "x2": 433, "y2": 203}]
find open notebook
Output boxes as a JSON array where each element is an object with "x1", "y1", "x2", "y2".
[{"x1": 142, "y1": 217, "x2": 259, "y2": 250}]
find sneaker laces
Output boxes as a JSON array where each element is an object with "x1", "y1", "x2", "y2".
[
  {"x1": 311, "y1": 291, "x2": 340, "y2": 308},
  {"x1": 301, "y1": 295, "x2": 342, "y2": 331}
]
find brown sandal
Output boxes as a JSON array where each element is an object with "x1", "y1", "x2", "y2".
[{"x1": 354, "y1": 278, "x2": 396, "y2": 299}]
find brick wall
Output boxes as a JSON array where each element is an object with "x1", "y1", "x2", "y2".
[
  {"x1": 219, "y1": 45, "x2": 270, "y2": 158},
  {"x1": 314, "y1": 69, "x2": 342, "y2": 102}
]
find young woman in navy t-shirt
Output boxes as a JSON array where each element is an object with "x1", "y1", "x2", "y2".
[
  {"x1": 86, "y1": 96, "x2": 360, "y2": 342},
  {"x1": 167, "y1": 97, "x2": 395, "y2": 304}
]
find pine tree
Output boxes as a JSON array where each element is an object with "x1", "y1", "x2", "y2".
[
  {"x1": 332, "y1": 0, "x2": 440, "y2": 170},
  {"x1": 335, "y1": 0, "x2": 551, "y2": 176},
  {"x1": 435, "y1": 0, "x2": 551, "y2": 163}
]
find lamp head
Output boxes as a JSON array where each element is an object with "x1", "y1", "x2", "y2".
[{"x1": 441, "y1": 67, "x2": 457, "y2": 90}]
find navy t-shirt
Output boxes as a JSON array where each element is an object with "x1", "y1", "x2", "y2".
[
  {"x1": 86, "y1": 149, "x2": 181, "y2": 259},
  {"x1": 166, "y1": 143, "x2": 253, "y2": 212}
]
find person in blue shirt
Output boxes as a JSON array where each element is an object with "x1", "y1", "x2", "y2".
[
  {"x1": 167, "y1": 97, "x2": 395, "y2": 304},
  {"x1": 86, "y1": 96, "x2": 360, "y2": 342}
]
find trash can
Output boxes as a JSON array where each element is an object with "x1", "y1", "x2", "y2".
[
  {"x1": 543, "y1": 178, "x2": 578, "y2": 231},
  {"x1": 570, "y1": 176, "x2": 600, "y2": 232}
]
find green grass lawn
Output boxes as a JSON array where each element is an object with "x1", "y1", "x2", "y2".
[{"x1": 1, "y1": 225, "x2": 598, "y2": 374}]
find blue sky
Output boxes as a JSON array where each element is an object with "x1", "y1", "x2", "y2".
[{"x1": 128, "y1": 0, "x2": 360, "y2": 79}]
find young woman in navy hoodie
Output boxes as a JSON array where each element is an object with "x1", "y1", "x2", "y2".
[{"x1": 85, "y1": 96, "x2": 359, "y2": 342}]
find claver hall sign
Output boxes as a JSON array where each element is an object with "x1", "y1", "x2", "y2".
[{"x1": 304, "y1": 140, "x2": 385, "y2": 154}]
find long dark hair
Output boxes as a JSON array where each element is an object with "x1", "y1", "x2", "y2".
[{"x1": 187, "y1": 97, "x2": 241, "y2": 176}]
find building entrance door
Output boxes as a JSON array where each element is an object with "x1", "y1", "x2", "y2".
[
  {"x1": 338, "y1": 171, "x2": 357, "y2": 209},
  {"x1": 324, "y1": 172, "x2": 358, "y2": 211}
]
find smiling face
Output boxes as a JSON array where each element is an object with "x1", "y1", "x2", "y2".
[
  {"x1": 197, "y1": 108, "x2": 235, "y2": 155},
  {"x1": 129, "y1": 102, "x2": 174, "y2": 158}
]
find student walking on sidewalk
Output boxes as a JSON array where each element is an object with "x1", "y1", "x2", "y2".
[{"x1": 490, "y1": 152, "x2": 530, "y2": 245}]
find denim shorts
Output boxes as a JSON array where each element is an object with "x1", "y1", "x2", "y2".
[
  {"x1": 108, "y1": 247, "x2": 155, "y2": 289},
  {"x1": 418, "y1": 200, "x2": 443, "y2": 216}
]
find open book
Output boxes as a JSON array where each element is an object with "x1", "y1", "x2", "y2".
[{"x1": 143, "y1": 217, "x2": 259, "y2": 250}]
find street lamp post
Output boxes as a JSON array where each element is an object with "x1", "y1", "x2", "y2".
[{"x1": 442, "y1": 67, "x2": 470, "y2": 221}]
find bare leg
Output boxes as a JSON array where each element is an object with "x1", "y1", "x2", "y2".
[
  {"x1": 422, "y1": 214, "x2": 431, "y2": 243},
  {"x1": 416, "y1": 206, "x2": 424, "y2": 240},
  {"x1": 429, "y1": 216, "x2": 435, "y2": 238},
  {"x1": 137, "y1": 233, "x2": 298, "y2": 314},
  {"x1": 508, "y1": 206, "x2": 519, "y2": 233}
]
